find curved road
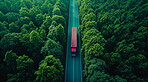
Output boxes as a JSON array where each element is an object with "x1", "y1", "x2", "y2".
[{"x1": 65, "y1": 0, "x2": 83, "y2": 82}]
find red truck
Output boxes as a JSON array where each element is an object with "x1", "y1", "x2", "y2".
[{"x1": 71, "y1": 27, "x2": 77, "y2": 56}]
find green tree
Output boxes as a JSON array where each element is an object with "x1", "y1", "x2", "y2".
[
  {"x1": 41, "y1": 38, "x2": 63, "y2": 61},
  {"x1": 29, "y1": 7, "x2": 42, "y2": 22},
  {"x1": 5, "y1": 12, "x2": 19, "y2": 23},
  {"x1": 99, "y1": 12, "x2": 112, "y2": 25},
  {"x1": 42, "y1": 16, "x2": 52, "y2": 32},
  {"x1": 0, "y1": 33, "x2": 22, "y2": 57},
  {"x1": 89, "y1": 71, "x2": 115, "y2": 82},
  {"x1": 85, "y1": 21, "x2": 97, "y2": 29},
  {"x1": 35, "y1": 55, "x2": 64, "y2": 82},
  {"x1": 0, "y1": 22, "x2": 9, "y2": 40},
  {"x1": 9, "y1": 22, "x2": 20, "y2": 33},
  {"x1": 86, "y1": 43, "x2": 104, "y2": 57},
  {"x1": 81, "y1": 21, "x2": 97, "y2": 37},
  {"x1": 82, "y1": 29, "x2": 106, "y2": 46},
  {"x1": 0, "y1": 63, "x2": 7, "y2": 82},
  {"x1": 29, "y1": 30, "x2": 44, "y2": 48},
  {"x1": 115, "y1": 61, "x2": 137, "y2": 81},
  {"x1": 22, "y1": 0, "x2": 32, "y2": 9},
  {"x1": 21, "y1": 21, "x2": 37, "y2": 33},
  {"x1": 133, "y1": 26, "x2": 148, "y2": 49},
  {"x1": 52, "y1": 15, "x2": 66, "y2": 28},
  {"x1": 82, "y1": 12, "x2": 96, "y2": 25},
  {"x1": 84, "y1": 58, "x2": 107, "y2": 81},
  {"x1": 127, "y1": 54, "x2": 148, "y2": 76},
  {"x1": 54, "y1": 1, "x2": 68, "y2": 17},
  {"x1": 47, "y1": 25, "x2": 57, "y2": 41},
  {"x1": 55, "y1": 24, "x2": 66, "y2": 46},
  {"x1": 3, "y1": 21, "x2": 9, "y2": 28},
  {"x1": 28, "y1": 30, "x2": 44, "y2": 62},
  {"x1": 104, "y1": 52, "x2": 121, "y2": 74},
  {"x1": 115, "y1": 40, "x2": 138, "y2": 59},
  {"x1": 3, "y1": 50, "x2": 18, "y2": 73},
  {"x1": 10, "y1": 2, "x2": 19, "y2": 13},
  {"x1": 41, "y1": 2, "x2": 53, "y2": 14},
  {"x1": 19, "y1": 7, "x2": 29, "y2": 17},
  {"x1": 35, "y1": 13, "x2": 45, "y2": 27},
  {"x1": 16, "y1": 55, "x2": 34, "y2": 82},
  {"x1": 0, "y1": 11, "x2": 5, "y2": 22},
  {"x1": 39, "y1": 29, "x2": 46, "y2": 40},
  {"x1": 0, "y1": 2, "x2": 10, "y2": 14},
  {"x1": 52, "y1": 7, "x2": 61, "y2": 16},
  {"x1": 16, "y1": 16, "x2": 31, "y2": 27}
]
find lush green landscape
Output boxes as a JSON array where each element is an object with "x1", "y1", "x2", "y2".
[
  {"x1": 78, "y1": 0, "x2": 148, "y2": 81},
  {"x1": 0, "y1": 0, "x2": 69, "y2": 81},
  {"x1": 0, "y1": 0, "x2": 148, "y2": 82}
]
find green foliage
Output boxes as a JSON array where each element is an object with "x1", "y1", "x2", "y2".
[
  {"x1": 133, "y1": 26, "x2": 148, "y2": 49},
  {"x1": 115, "y1": 40, "x2": 138, "y2": 58},
  {"x1": 21, "y1": 21, "x2": 37, "y2": 32},
  {"x1": 19, "y1": 7, "x2": 29, "y2": 17},
  {"x1": 89, "y1": 72, "x2": 127, "y2": 82},
  {"x1": 99, "y1": 12, "x2": 111, "y2": 25},
  {"x1": 16, "y1": 55, "x2": 34, "y2": 82},
  {"x1": 16, "y1": 16, "x2": 31, "y2": 27},
  {"x1": 89, "y1": 72, "x2": 114, "y2": 82},
  {"x1": 9, "y1": 22, "x2": 20, "y2": 33},
  {"x1": 10, "y1": 2, "x2": 19, "y2": 13},
  {"x1": 35, "y1": 55, "x2": 64, "y2": 82},
  {"x1": 0, "y1": 63, "x2": 7, "y2": 82},
  {"x1": 29, "y1": 7, "x2": 42, "y2": 22},
  {"x1": 82, "y1": 12, "x2": 96, "y2": 25},
  {"x1": 0, "y1": 33, "x2": 22, "y2": 56},
  {"x1": 39, "y1": 29, "x2": 46, "y2": 40},
  {"x1": 5, "y1": 12, "x2": 19, "y2": 23},
  {"x1": 79, "y1": 0, "x2": 148, "y2": 81},
  {"x1": 127, "y1": 54, "x2": 148, "y2": 76},
  {"x1": 0, "y1": 2, "x2": 10, "y2": 14},
  {"x1": 52, "y1": 15, "x2": 66, "y2": 28},
  {"x1": 85, "y1": 21, "x2": 97, "y2": 29},
  {"x1": 35, "y1": 13, "x2": 45, "y2": 27},
  {"x1": 55, "y1": 24, "x2": 66, "y2": 46},
  {"x1": 3, "y1": 21, "x2": 9, "y2": 28},
  {"x1": 0, "y1": 0, "x2": 69, "y2": 81},
  {"x1": 28, "y1": 30, "x2": 44, "y2": 62},
  {"x1": 41, "y1": 3, "x2": 53, "y2": 14},
  {"x1": 41, "y1": 38, "x2": 64, "y2": 61},
  {"x1": 104, "y1": 52, "x2": 121, "y2": 67},
  {"x1": 42, "y1": 16, "x2": 52, "y2": 30},
  {"x1": 3, "y1": 50, "x2": 18, "y2": 73},
  {"x1": 84, "y1": 58, "x2": 107, "y2": 81},
  {"x1": 0, "y1": 11, "x2": 5, "y2": 22},
  {"x1": 30, "y1": 30, "x2": 44, "y2": 46},
  {"x1": 47, "y1": 25, "x2": 57, "y2": 41},
  {"x1": 0, "y1": 22, "x2": 9, "y2": 40},
  {"x1": 52, "y1": 7, "x2": 61, "y2": 16}
]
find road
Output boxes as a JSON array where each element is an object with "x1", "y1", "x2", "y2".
[{"x1": 65, "y1": 0, "x2": 83, "y2": 82}]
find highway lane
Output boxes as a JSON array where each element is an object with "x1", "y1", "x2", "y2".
[{"x1": 65, "y1": 0, "x2": 83, "y2": 82}]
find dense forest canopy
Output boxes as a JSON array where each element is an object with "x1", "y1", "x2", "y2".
[
  {"x1": 78, "y1": 0, "x2": 148, "y2": 81},
  {"x1": 0, "y1": 0, "x2": 148, "y2": 81},
  {"x1": 0, "y1": 0, "x2": 69, "y2": 81}
]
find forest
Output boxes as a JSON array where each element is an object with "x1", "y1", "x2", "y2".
[
  {"x1": 78, "y1": 0, "x2": 148, "y2": 81},
  {"x1": 0, "y1": 0, "x2": 69, "y2": 81},
  {"x1": 0, "y1": 0, "x2": 148, "y2": 82}
]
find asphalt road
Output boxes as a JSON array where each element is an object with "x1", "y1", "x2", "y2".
[{"x1": 65, "y1": 0, "x2": 83, "y2": 82}]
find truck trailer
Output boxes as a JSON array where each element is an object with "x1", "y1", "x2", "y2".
[{"x1": 71, "y1": 27, "x2": 77, "y2": 56}]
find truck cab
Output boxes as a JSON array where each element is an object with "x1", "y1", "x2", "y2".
[{"x1": 71, "y1": 48, "x2": 76, "y2": 56}]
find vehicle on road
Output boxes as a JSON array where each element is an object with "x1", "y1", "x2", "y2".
[{"x1": 71, "y1": 27, "x2": 77, "y2": 56}]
